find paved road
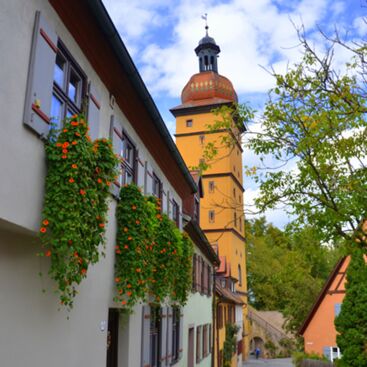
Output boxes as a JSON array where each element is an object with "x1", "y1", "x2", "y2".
[{"x1": 243, "y1": 357, "x2": 293, "y2": 367}]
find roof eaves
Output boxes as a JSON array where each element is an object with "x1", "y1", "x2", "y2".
[{"x1": 86, "y1": 0, "x2": 197, "y2": 194}]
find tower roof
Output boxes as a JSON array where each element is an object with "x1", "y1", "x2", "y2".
[{"x1": 171, "y1": 22, "x2": 238, "y2": 113}]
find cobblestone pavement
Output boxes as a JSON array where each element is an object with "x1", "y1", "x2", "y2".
[{"x1": 243, "y1": 357, "x2": 293, "y2": 367}]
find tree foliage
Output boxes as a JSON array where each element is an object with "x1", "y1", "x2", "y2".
[
  {"x1": 246, "y1": 218, "x2": 340, "y2": 333},
  {"x1": 335, "y1": 249, "x2": 367, "y2": 367},
  {"x1": 246, "y1": 35, "x2": 367, "y2": 244}
]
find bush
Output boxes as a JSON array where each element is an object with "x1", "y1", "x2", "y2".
[{"x1": 292, "y1": 352, "x2": 329, "y2": 367}]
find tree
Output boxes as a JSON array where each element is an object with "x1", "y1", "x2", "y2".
[
  {"x1": 246, "y1": 33, "x2": 367, "y2": 244},
  {"x1": 243, "y1": 30, "x2": 367, "y2": 361},
  {"x1": 246, "y1": 218, "x2": 339, "y2": 333},
  {"x1": 335, "y1": 248, "x2": 367, "y2": 367}
]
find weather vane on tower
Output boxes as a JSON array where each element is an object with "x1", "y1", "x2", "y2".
[{"x1": 201, "y1": 13, "x2": 209, "y2": 36}]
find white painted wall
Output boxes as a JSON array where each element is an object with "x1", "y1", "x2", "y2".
[
  {"x1": 0, "y1": 0, "x2": 185, "y2": 366},
  {"x1": 174, "y1": 246, "x2": 214, "y2": 367},
  {"x1": 236, "y1": 304, "x2": 244, "y2": 366}
]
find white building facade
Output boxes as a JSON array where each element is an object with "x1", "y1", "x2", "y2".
[{"x1": 0, "y1": 1, "x2": 200, "y2": 366}]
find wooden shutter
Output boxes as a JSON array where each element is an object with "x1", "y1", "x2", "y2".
[
  {"x1": 87, "y1": 82, "x2": 101, "y2": 141},
  {"x1": 136, "y1": 152, "x2": 145, "y2": 190},
  {"x1": 178, "y1": 310, "x2": 184, "y2": 360},
  {"x1": 24, "y1": 11, "x2": 57, "y2": 138},
  {"x1": 110, "y1": 116, "x2": 122, "y2": 199},
  {"x1": 166, "y1": 307, "x2": 173, "y2": 366},
  {"x1": 203, "y1": 261, "x2": 208, "y2": 295},
  {"x1": 208, "y1": 265, "x2": 212, "y2": 296},
  {"x1": 192, "y1": 254, "x2": 197, "y2": 292},
  {"x1": 145, "y1": 163, "x2": 153, "y2": 195},
  {"x1": 166, "y1": 191, "x2": 170, "y2": 217},
  {"x1": 160, "y1": 307, "x2": 168, "y2": 365},
  {"x1": 141, "y1": 305, "x2": 151, "y2": 367},
  {"x1": 197, "y1": 256, "x2": 201, "y2": 293}
]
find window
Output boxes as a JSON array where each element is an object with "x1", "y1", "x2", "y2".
[
  {"x1": 233, "y1": 188, "x2": 236, "y2": 197},
  {"x1": 186, "y1": 119, "x2": 193, "y2": 127},
  {"x1": 209, "y1": 210, "x2": 215, "y2": 223},
  {"x1": 201, "y1": 258, "x2": 205, "y2": 294},
  {"x1": 194, "y1": 197, "x2": 200, "y2": 223},
  {"x1": 217, "y1": 305, "x2": 223, "y2": 329},
  {"x1": 172, "y1": 199, "x2": 180, "y2": 227},
  {"x1": 114, "y1": 130, "x2": 136, "y2": 188},
  {"x1": 234, "y1": 212, "x2": 237, "y2": 227},
  {"x1": 239, "y1": 218, "x2": 242, "y2": 231},
  {"x1": 152, "y1": 173, "x2": 162, "y2": 201},
  {"x1": 209, "y1": 181, "x2": 215, "y2": 193},
  {"x1": 196, "y1": 326, "x2": 202, "y2": 363},
  {"x1": 172, "y1": 307, "x2": 180, "y2": 363},
  {"x1": 335, "y1": 303, "x2": 341, "y2": 317},
  {"x1": 51, "y1": 41, "x2": 86, "y2": 130},
  {"x1": 238, "y1": 265, "x2": 242, "y2": 287},
  {"x1": 199, "y1": 135, "x2": 205, "y2": 144},
  {"x1": 203, "y1": 325, "x2": 208, "y2": 357},
  {"x1": 150, "y1": 306, "x2": 161, "y2": 367}
]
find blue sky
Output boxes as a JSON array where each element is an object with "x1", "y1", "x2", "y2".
[{"x1": 103, "y1": 0, "x2": 367, "y2": 227}]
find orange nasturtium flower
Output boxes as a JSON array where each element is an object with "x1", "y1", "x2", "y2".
[
  {"x1": 131, "y1": 205, "x2": 137, "y2": 210},
  {"x1": 40, "y1": 227, "x2": 47, "y2": 233},
  {"x1": 123, "y1": 227, "x2": 128, "y2": 232},
  {"x1": 126, "y1": 291, "x2": 132, "y2": 297},
  {"x1": 121, "y1": 300, "x2": 127, "y2": 305},
  {"x1": 106, "y1": 181, "x2": 111, "y2": 187},
  {"x1": 98, "y1": 223, "x2": 105, "y2": 228},
  {"x1": 61, "y1": 155, "x2": 67, "y2": 159},
  {"x1": 62, "y1": 149, "x2": 68, "y2": 154},
  {"x1": 97, "y1": 178, "x2": 102, "y2": 184},
  {"x1": 136, "y1": 268, "x2": 141, "y2": 273},
  {"x1": 79, "y1": 189, "x2": 86, "y2": 196},
  {"x1": 62, "y1": 142, "x2": 69, "y2": 148},
  {"x1": 124, "y1": 245, "x2": 129, "y2": 249},
  {"x1": 81, "y1": 269, "x2": 87, "y2": 275},
  {"x1": 127, "y1": 284, "x2": 132, "y2": 288},
  {"x1": 72, "y1": 114, "x2": 78, "y2": 119},
  {"x1": 72, "y1": 141, "x2": 77, "y2": 145},
  {"x1": 71, "y1": 164, "x2": 78, "y2": 169},
  {"x1": 56, "y1": 143, "x2": 62, "y2": 147},
  {"x1": 45, "y1": 250, "x2": 51, "y2": 257},
  {"x1": 136, "y1": 220, "x2": 140, "y2": 225},
  {"x1": 63, "y1": 129, "x2": 68, "y2": 133},
  {"x1": 71, "y1": 121, "x2": 79, "y2": 126},
  {"x1": 69, "y1": 178, "x2": 75, "y2": 183},
  {"x1": 42, "y1": 219, "x2": 49, "y2": 226},
  {"x1": 75, "y1": 132, "x2": 81, "y2": 137},
  {"x1": 115, "y1": 277, "x2": 120, "y2": 283}
]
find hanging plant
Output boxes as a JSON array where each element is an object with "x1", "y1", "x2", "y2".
[
  {"x1": 39, "y1": 115, "x2": 118, "y2": 308},
  {"x1": 114, "y1": 184, "x2": 194, "y2": 311}
]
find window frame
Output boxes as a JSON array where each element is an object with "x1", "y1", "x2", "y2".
[
  {"x1": 209, "y1": 210, "x2": 215, "y2": 223},
  {"x1": 149, "y1": 306, "x2": 161, "y2": 367},
  {"x1": 51, "y1": 40, "x2": 87, "y2": 129},
  {"x1": 208, "y1": 181, "x2": 215, "y2": 193},
  {"x1": 152, "y1": 173, "x2": 162, "y2": 203},
  {"x1": 186, "y1": 119, "x2": 193, "y2": 127},
  {"x1": 171, "y1": 307, "x2": 180, "y2": 363},
  {"x1": 172, "y1": 199, "x2": 180, "y2": 227}
]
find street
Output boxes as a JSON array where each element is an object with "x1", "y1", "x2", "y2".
[{"x1": 243, "y1": 357, "x2": 293, "y2": 367}]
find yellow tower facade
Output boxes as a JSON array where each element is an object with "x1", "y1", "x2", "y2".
[{"x1": 171, "y1": 29, "x2": 249, "y2": 366}]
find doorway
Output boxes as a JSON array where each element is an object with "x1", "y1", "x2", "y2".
[{"x1": 106, "y1": 309, "x2": 119, "y2": 367}]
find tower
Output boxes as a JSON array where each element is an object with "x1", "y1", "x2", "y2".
[{"x1": 171, "y1": 25, "x2": 249, "y2": 365}]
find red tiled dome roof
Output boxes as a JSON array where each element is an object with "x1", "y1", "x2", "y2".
[{"x1": 181, "y1": 71, "x2": 238, "y2": 105}]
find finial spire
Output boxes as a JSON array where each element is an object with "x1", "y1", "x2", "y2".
[{"x1": 201, "y1": 13, "x2": 208, "y2": 36}]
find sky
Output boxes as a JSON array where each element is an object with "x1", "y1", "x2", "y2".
[{"x1": 102, "y1": 0, "x2": 367, "y2": 228}]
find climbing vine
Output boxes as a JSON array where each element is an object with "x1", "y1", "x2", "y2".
[
  {"x1": 223, "y1": 323, "x2": 239, "y2": 367},
  {"x1": 114, "y1": 184, "x2": 194, "y2": 311},
  {"x1": 39, "y1": 115, "x2": 118, "y2": 308}
]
